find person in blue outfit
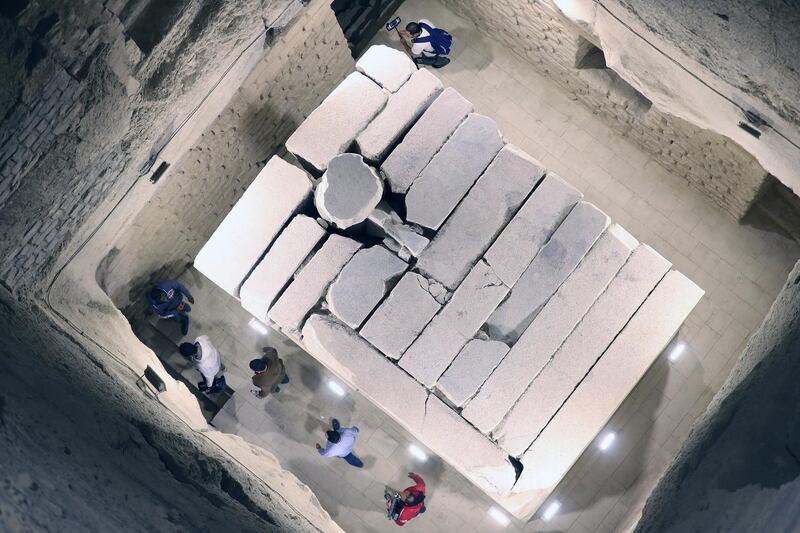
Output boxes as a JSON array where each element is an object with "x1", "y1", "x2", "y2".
[
  {"x1": 315, "y1": 418, "x2": 364, "y2": 468},
  {"x1": 400, "y1": 19, "x2": 452, "y2": 68},
  {"x1": 147, "y1": 279, "x2": 194, "y2": 336}
]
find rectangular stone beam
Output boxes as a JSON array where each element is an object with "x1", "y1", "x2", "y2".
[
  {"x1": 381, "y1": 87, "x2": 473, "y2": 194},
  {"x1": 285, "y1": 72, "x2": 388, "y2": 175},
  {"x1": 399, "y1": 260, "x2": 509, "y2": 388},
  {"x1": 268, "y1": 234, "x2": 362, "y2": 335},
  {"x1": 437, "y1": 339, "x2": 510, "y2": 408},
  {"x1": 240, "y1": 215, "x2": 326, "y2": 321},
  {"x1": 405, "y1": 113, "x2": 504, "y2": 231},
  {"x1": 511, "y1": 271, "x2": 704, "y2": 521},
  {"x1": 485, "y1": 201, "x2": 610, "y2": 344},
  {"x1": 355, "y1": 44, "x2": 416, "y2": 92},
  {"x1": 356, "y1": 68, "x2": 443, "y2": 163},
  {"x1": 194, "y1": 156, "x2": 312, "y2": 297},
  {"x1": 484, "y1": 173, "x2": 581, "y2": 287},
  {"x1": 462, "y1": 225, "x2": 637, "y2": 436},
  {"x1": 416, "y1": 145, "x2": 545, "y2": 290}
]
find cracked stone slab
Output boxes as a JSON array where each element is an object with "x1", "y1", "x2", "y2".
[
  {"x1": 416, "y1": 145, "x2": 545, "y2": 289},
  {"x1": 314, "y1": 153, "x2": 383, "y2": 229},
  {"x1": 405, "y1": 114, "x2": 504, "y2": 230},
  {"x1": 550, "y1": 245, "x2": 672, "y2": 383},
  {"x1": 356, "y1": 68, "x2": 443, "y2": 163},
  {"x1": 420, "y1": 394, "x2": 517, "y2": 495},
  {"x1": 240, "y1": 215, "x2": 326, "y2": 321},
  {"x1": 437, "y1": 339, "x2": 510, "y2": 408},
  {"x1": 360, "y1": 272, "x2": 442, "y2": 360},
  {"x1": 302, "y1": 314, "x2": 428, "y2": 433},
  {"x1": 381, "y1": 87, "x2": 473, "y2": 194},
  {"x1": 286, "y1": 72, "x2": 388, "y2": 175},
  {"x1": 399, "y1": 260, "x2": 509, "y2": 388},
  {"x1": 485, "y1": 201, "x2": 610, "y2": 344},
  {"x1": 268, "y1": 234, "x2": 362, "y2": 335},
  {"x1": 355, "y1": 44, "x2": 416, "y2": 92},
  {"x1": 484, "y1": 173, "x2": 582, "y2": 287},
  {"x1": 195, "y1": 156, "x2": 312, "y2": 297},
  {"x1": 366, "y1": 201, "x2": 429, "y2": 258},
  {"x1": 512, "y1": 271, "x2": 704, "y2": 521},
  {"x1": 326, "y1": 246, "x2": 407, "y2": 329},
  {"x1": 463, "y1": 224, "x2": 637, "y2": 435}
]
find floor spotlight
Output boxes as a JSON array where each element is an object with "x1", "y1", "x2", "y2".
[
  {"x1": 408, "y1": 444, "x2": 428, "y2": 462},
  {"x1": 327, "y1": 380, "x2": 346, "y2": 397},
  {"x1": 542, "y1": 500, "x2": 561, "y2": 521},
  {"x1": 668, "y1": 341, "x2": 686, "y2": 361},
  {"x1": 598, "y1": 431, "x2": 616, "y2": 451},
  {"x1": 488, "y1": 506, "x2": 511, "y2": 527},
  {"x1": 248, "y1": 317, "x2": 269, "y2": 335}
]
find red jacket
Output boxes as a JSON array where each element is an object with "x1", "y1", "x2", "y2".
[{"x1": 395, "y1": 474, "x2": 426, "y2": 526}]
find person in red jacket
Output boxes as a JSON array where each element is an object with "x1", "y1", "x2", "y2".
[{"x1": 385, "y1": 473, "x2": 426, "y2": 526}]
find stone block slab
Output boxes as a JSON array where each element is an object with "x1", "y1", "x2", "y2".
[
  {"x1": 360, "y1": 272, "x2": 442, "y2": 360},
  {"x1": 485, "y1": 201, "x2": 610, "y2": 344},
  {"x1": 399, "y1": 260, "x2": 509, "y2": 387},
  {"x1": 315, "y1": 153, "x2": 383, "y2": 229},
  {"x1": 240, "y1": 215, "x2": 326, "y2": 321},
  {"x1": 366, "y1": 201, "x2": 429, "y2": 258},
  {"x1": 285, "y1": 72, "x2": 387, "y2": 175},
  {"x1": 381, "y1": 87, "x2": 473, "y2": 193},
  {"x1": 268, "y1": 234, "x2": 362, "y2": 335},
  {"x1": 463, "y1": 224, "x2": 636, "y2": 434},
  {"x1": 194, "y1": 156, "x2": 312, "y2": 297},
  {"x1": 355, "y1": 44, "x2": 416, "y2": 92},
  {"x1": 405, "y1": 113, "x2": 504, "y2": 230},
  {"x1": 326, "y1": 246, "x2": 407, "y2": 329},
  {"x1": 416, "y1": 145, "x2": 545, "y2": 290},
  {"x1": 484, "y1": 173, "x2": 582, "y2": 287},
  {"x1": 512, "y1": 271, "x2": 704, "y2": 521},
  {"x1": 356, "y1": 68, "x2": 443, "y2": 163},
  {"x1": 437, "y1": 339, "x2": 509, "y2": 407}
]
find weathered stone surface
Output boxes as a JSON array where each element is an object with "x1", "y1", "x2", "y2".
[
  {"x1": 326, "y1": 246, "x2": 407, "y2": 329},
  {"x1": 512, "y1": 271, "x2": 704, "y2": 520},
  {"x1": 355, "y1": 44, "x2": 416, "y2": 92},
  {"x1": 240, "y1": 215, "x2": 326, "y2": 321},
  {"x1": 381, "y1": 87, "x2": 473, "y2": 194},
  {"x1": 416, "y1": 145, "x2": 545, "y2": 289},
  {"x1": 360, "y1": 272, "x2": 442, "y2": 360},
  {"x1": 366, "y1": 201, "x2": 429, "y2": 258},
  {"x1": 301, "y1": 314, "x2": 428, "y2": 433},
  {"x1": 437, "y1": 339, "x2": 510, "y2": 407},
  {"x1": 420, "y1": 395, "x2": 517, "y2": 495},
  {"x1": 484, "y1": 173, "x2": 582, "y2": 287},
  {"x1": 314, "y1": 153, "x2": 383, "y2": 229},
  {"x1": 405, "y1": 114, "x2": 504, "y2": 230},
  {"x1": 399, "y1": 261, "x2": 509, "y2": 387},
  {"x1": 550, "y1": 245, "x2": 672, "y2": 383},
  {"x1": 268, "y1": 234, "x2": 362, "y2": 334},
  {"x1": 356, "y1": 69, "x2": 443, "y2": 163},
  {"x1": 285, "y1": 72, "x2": 387, "y2": 174},
  {"x1": 463, "y1": 224, "x2": 637, "y2": 434},
  {"x1": 195, "y1": 156, "x2": 312, "y2": 297},
  {"x1": 485, "y1": 201, "x2": 610, "y2": 344}
]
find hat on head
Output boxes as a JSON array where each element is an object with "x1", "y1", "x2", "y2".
[
  {"x1": 326, "y1": 430, "x2": 341, "y2": 443},
  {"x1": 249, "y1": 358, "x2": 268, "y2": 372},
  {"x1": 179, "y1": 342, "x2": 197, "y2": 358}
]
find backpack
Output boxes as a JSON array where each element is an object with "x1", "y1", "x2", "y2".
[{"x1": 416, "y1": 23, "x2": 452, "y2": 56}]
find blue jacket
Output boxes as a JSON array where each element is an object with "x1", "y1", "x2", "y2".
[{"x1": 148, "y1": 280, "x2": 193, "y2": 317}]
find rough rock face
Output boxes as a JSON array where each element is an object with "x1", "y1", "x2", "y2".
[
  {"x1": 365, "y1": 201, "x2": 429, "y2": 259},
  {"x1": 355, "y1": 44, "x2": 416, "y2": 92},
  {"x1": 314, "y1": 153, "x2": 383, "y2": 229},
  {"x1": 437, "y1": 339, "x2": 510, "y2": 407}
]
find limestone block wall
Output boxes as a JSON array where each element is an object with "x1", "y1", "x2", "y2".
[{"x1": 437, "y1": 0, "x2": 768, "y2": 219}]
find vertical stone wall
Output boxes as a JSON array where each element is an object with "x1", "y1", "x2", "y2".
[
  {"x1": 100, "y1": 0, "x2": 354, "y2": 305},
  {"x1": 438, "y1": 0, "x2": 767, "y2": 218}
]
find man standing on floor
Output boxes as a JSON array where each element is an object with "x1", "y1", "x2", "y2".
[
  {"x1": 147, "y1": 279, "x2": 194, "y2": 336},
  {"x1": 315, "y1": 418, "x2": 364, "y2": 468},
  {"x1": 249, "y1": 347, "x2": 289, "y2": 397},
  {"x1": 385, "y1": 472, "x2": 427, "y2": 526},
  {"x1": 179, "y1": 335, "x2": 224, "y2": 393}
]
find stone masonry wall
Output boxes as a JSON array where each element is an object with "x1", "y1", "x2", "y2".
[
  {"x1": 100, "y1": 0, "x2": 354, "y2": 306},
  {"x1": 439, "y1": 0, "x2": 768, "y2": 219}
]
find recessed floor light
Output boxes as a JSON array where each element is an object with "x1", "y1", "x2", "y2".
[
  {"x1": 598, "y1": 431, "x2": 616, "y2": 451},
  {"x1": 248, "y1": 317, "x2": 269, "y2": 335},
  {"x1": 669, "y1": 341, "x2": 686, "y2": 361},
  {"x1": 488, "y1": 506, "x2": 510, "y2": 527},
  {"x1": 408, "y1": 444, "x2": 428, "y2": 462},
  {"x1": 327, "y1": 380, "x2": 346, "y2": 397},
  {"x1": 543, "y1": 501, "x2": 561, "y2": 521}
]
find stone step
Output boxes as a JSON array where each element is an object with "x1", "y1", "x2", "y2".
[
  {"x1": 194, "y1": 156, "x2": 312, "y2": 297},
  {"x1": 240, "y1": 215, "x2": 326, "y2": 321},
  {"x1": 436, "y1": 339, "x2": 509, "y2": 408},
  {"x1": 416, "y1": 145, "x2": 545, "y2": 290},
  {"x1": 405, "y1": 113, "x2": 504, "y2": 230},
  {"x1": 381, "y1": 87, "x2": 473, "y2": 194},
  {"x1": 355, "y1": 44, "x2": 416, "y2": 92}
]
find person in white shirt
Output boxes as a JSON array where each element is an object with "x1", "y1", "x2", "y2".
[
  {"x1": 179, "y1": 335, "x2": 223, "y2": 392},
  {"x1": 399, "y1": 19, "x2": 452, "y2": 68}
]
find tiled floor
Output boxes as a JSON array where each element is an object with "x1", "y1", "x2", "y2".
[{"x1": 142, "y1": 1, "x2": 800, "y2": 531}]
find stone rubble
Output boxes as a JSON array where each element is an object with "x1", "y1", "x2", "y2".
[
  {"x1": 194, "y1": 156, "x2": 312, "y2": 297},
  {"x1": 355, "y1": 44, "x2": 416, "y2": 92},
  {"x1": 436, "y1": 339, "x2": 510, "y2": 407},
  {"x1": 240, "y1": 215, "x2": 326, "y2": 321},
  {"x1": 314, "y1": 153, "x2": 383, "y2": 229},
  {"x1": 365, "y1": 201, "x2": 429, "y2": 258}
]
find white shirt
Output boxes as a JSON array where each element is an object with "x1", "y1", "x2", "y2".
[
  {"x1": 411, "y1": 19, "x2": 437, "y2": 57},
  {"x1": 194, "y1": 335, "x2": 221, "y2": 387}
]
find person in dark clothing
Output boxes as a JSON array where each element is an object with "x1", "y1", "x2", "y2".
[
  {"x1": 385, "y1": 473, "x2": 426, "y2": 526},
  {"x1": 147, "y1": 279, "x2": 194, "y2": 336},
  {"x1": 249, "y1": 347, "x2": 289, "y2": 397}
]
